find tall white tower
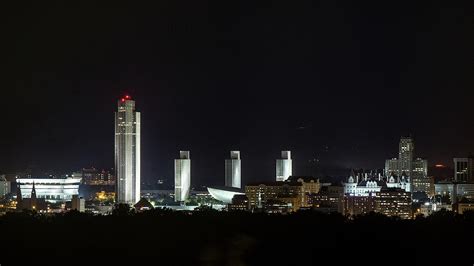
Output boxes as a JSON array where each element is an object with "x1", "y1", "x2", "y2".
[
  {"x1": 175, "y1": 151, "x2": 191, "y2": 202},
  {"x1": 276, "y1": 151, "x2": 292, "y2": 181},
  {"x1": 115, "y1": 95, "x2": 141, "y2": 204},
  {"x1": 225, "y1": 151, "x2": 241, "y2": 188}
]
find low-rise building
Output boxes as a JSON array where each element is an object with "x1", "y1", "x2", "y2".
[
  {"x1": 374, "y1": 188, "x2": 412, "y2": 219},
  {"x1": 0, "y1": 175, "x2": 11, "y2": 198},
  {"x1": 228, "y1": 194, "x2": 249, "y2": 211},
  {"x1": 308, "y1": 185, "x2": 344, "y2": 213},
  {"x1": 344, "y1": 195, "x2": 376, "y2": 216}
]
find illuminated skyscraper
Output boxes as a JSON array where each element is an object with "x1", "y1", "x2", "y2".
[
  {"x1": 225, "y1": 151, "x2": 241, "y2": 188},
  {"x1": 276, "y1": 151, "x2": 292, "y2": 181},
  {"x1": 398, "y1": 137, "x2": 414, "y2": 176},
  {"x1": 115, "y1": 95, "x2": 141, "y2": 204},
  {"x1": 175, "y1": 151, "x2": 191, "y2": 202}
]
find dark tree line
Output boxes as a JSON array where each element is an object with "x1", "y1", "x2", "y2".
[{"x1": 0, "y1": 208, "x2": 473, "y2": 265}]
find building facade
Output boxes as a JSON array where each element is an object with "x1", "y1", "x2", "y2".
[
  {"x1": 82, "y1": 168, "x2": 115, "y2": 185},
  {"x1": 384, "y1": 137, "x2": 428, "y2": 194},
  {"x1": 276, "y1": 151, "x2": 292, "y2": 181},
  {"x1": 0, "y1": 175, "x2": 11, "y2": 198},
  {"x1": 115, "y1": 95, "x2": 141, "y2": 204},
  {"x1": 309, "y1": 185, "x2": 344, "y2": 213},
  {"x1": 344, "y1": 195, "x2": 376, "y2": 216},
  {"x1": 453, "y1": 157, "x2": 474, "y2": 182},
  {"x1": 344, "y1": 171, "x2": 411, "y2": 196},
  {"x1": 175, "y1": 151, "x2": 191, "y2": 202},
  {"x1": 245, "y1": 181, "x2": 302, "y2": 211},
  {"x1": 225, "y1": 151, "x2": 241, "y2": 188},
  {"x1": 374, "y1": 188, "x2": 412, "y2": 219},
  {"x1": 16, "y1": 177, "x2": 81, "y2": 202}
]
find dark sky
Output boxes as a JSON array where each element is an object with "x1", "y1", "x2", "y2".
[{"x1": 1, "y1": 1, "x2": 473, "y2": 186}]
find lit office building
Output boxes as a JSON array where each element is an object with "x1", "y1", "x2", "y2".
[
  {"x1": 375, "y1": 188, "x2": 412, "y2": 219},
  {"x1": 384, "y1": 137, "x2": 428, "y2": 194},
  {"x1": 115, "y1": 95, "x2": 141, "y2": 204},
  {"x1": 225, "y1": 151, "x2": 241, "y2": 188},
  {"x1": 453, "y1": 157, "x2": 474, "y2": 182},
  {"x1": 82, "y1": 168, "x2": 115, "y2": 185},
  {"x1": 344, "y1": 195, "x2": 375, "y2": 216},
  {"x1": 308, "y1": 185, "x2": 344, "y2": 213},
  {"x1": 276, "y1": 151, "x2": 292, "y2": 181},
  {"x1": 398, "y1": 137, "x2": 414, "y2": 175},
  {"x1": 412, "y1": 158, "x2": 429, "y2": 193},
  {"x1": 175, "y1": 151, "x2": 191, "y2": 202},
  {"x1": 435, "y1": 182, "x2": 474, "y2": 202},
  {"x1": 16, "y1": 177, "x2": 81, "y2": 202}
]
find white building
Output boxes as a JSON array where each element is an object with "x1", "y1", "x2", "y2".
[
  {"x1": 175, "y1": 151, "x2": 191, "y2": 202},
  {"x1": 344, "y1": 171, "x2": 411, "y2": 196},
  {"x1": 115, "y1": 95, "x2": 141, "y2": 205},
  {"x1": 276, "y1": 151, "x2": 292, "y2": 181},
  {"x1": 16, "y1": 177, "x2": 81, "y2": 202},
  {"x1": 225, "y1": 151, "x2": 241, "y2": 188}
]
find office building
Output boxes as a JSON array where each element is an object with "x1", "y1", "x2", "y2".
[
  {"x1": 16, "y1": 177, "x2": 81, "y2": 202},
  {"x1": 225, "y1": 151, "x2": 241, "y2": 188},
  {"x1": 435, "y1": 182, "x2": 474, "y2": 202},
  {"x1": 244, "y1": 177, "x2": 319, "y2": 212},
  {"x1": 412, "y1": 158, "x2": 429, "y2": 193},
  {"x1": 453, "y1": 157, "x2": 474, "y2": 182},
  {"x1": 71, "y1": 195, "x2": 85, "y2": 212},
  {"x1": 115, "y1": 95, "x2": 141, "y2": 204},
  {"x1": 344, "y1": 195, "x2": 376, "y2": 216},
  {"x1": 398, "y1": 137, "x2": 414, "y2": 175},
  {"x1": 276, "y1": 151, "x2": 292, "y2": 181},
  {"x1": 175, "y1": 151, "x2": 191, "y2": 202},
  {"x1": 374, "y1": 188, "x2": 412, "y2": 219},
  {"x1": 245, "y1": 181, "x2": 303, "y2": 212},
  {"x1": 384, "y1": 137, "x2": 427, "y2": 193},
  {"x1": 308, "y1": 185, "x2": 344, "y2": 213},
  {"x1": 82, "y1": 168, "x2": 115, "y2": 185},
  {"x1": 0, "y1": 175, "x2": 11, "y2": 198}
]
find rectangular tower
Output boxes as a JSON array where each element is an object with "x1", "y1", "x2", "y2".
[
  {"x1": 454, "y1": 157, "x2": 474, "y2": 182},
  {"x1": 115, "y1": 96, "x2": 141, "y2": 204},
  {"x1": 276, "y1": 151, "x2": 292, "y2": 181},
  {"x1": 225, "y1": 151, "x2": 241, "y2": 188},
  {"x1": 398, "y1": 137, "x2": 414, "y2": 176},
  {"x1": 175, "y1": 151, "x2": 191, "y2": 202}
]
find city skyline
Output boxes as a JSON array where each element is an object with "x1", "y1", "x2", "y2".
[{"x1": 1, "y1": 2, "x2": 473, "y2": 188}]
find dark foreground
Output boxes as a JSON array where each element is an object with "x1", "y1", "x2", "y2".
[{"x1": 1, "y1": 209, "x2": 473, "y2": 265}]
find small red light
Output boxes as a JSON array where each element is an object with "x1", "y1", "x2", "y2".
[
  {"x1": 121, "y1": 98, "x2": 125, "y2": 102},
  {"x1": 125, "y1": 95, "x2": 130, "y2": 99}
]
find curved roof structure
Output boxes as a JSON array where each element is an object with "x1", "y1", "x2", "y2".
[{"x1": 207, "y1": 186, "x2": 245, "y2": 204}]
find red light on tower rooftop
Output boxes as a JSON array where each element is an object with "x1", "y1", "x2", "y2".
[{"x1": 125, "y1": 95, "x2": 130, "y2": 99}]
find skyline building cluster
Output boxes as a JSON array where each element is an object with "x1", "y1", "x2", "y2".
[
  {"x1": 384, "y1": 137, "x2": 429, "y2": 194},
  {"x1": 5, "y1": 96, "x2": 473, "y2": 219}
]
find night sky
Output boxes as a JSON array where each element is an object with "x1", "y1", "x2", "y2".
[{"x1": 1, "y1": 2, "x2": 473, "y2": 187}]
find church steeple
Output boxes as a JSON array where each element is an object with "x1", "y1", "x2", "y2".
[{"x1": 31, "y1": 181, "x2": 37, "y2": 210}]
